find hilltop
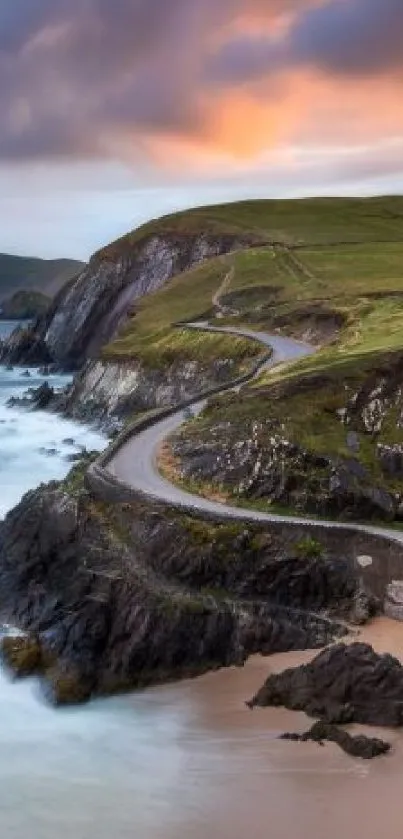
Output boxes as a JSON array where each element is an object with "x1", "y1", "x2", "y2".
[{"x1": 3, "y1": 195, "x2": 403, "y2": 368}]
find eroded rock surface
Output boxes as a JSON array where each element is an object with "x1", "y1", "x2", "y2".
[
  {"x1": 0, "y1": 474, "x2": 362, "y2": 703},
  {"x1": 0, "y1": 232, "x2": 251, "y2": 371},
  {"x1": 248, "y1": 643, "x2": 403, "y2": 726}
]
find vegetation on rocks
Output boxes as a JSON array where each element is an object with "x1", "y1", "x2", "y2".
[
  {"x1": 1, "y1": 634, "x2": 43, "y2": 677},
  {"x1": 96, "y1": 196, "x2": 403, "y2": 261},
  {"x1": 103, "y1": 255, "x2": 262, "y2": 370},
  {"x1": 0, "y1": 458, "x2": 370, "y2": 703},
  {"x1": 156, "y1": 212, "x2": 403, "y2": 522}
]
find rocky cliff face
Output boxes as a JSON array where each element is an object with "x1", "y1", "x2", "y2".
[
  {"x1": 0, "y1": 469, "x2": 363, "y2": 702},
  {"x1": 170, "y1": 354, "x2": 403, "y2": 523},
  {"x1": 0, "y1": 232, "x2": 249, "y2": 371},
  {"x1": 64, "y1": 355, "x2": 240, "y2": 425}
]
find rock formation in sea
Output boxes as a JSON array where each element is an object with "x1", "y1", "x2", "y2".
[
  {"x1": 280, "y1": 722, "x2": 391, "y2": 760},
  {"x1": 248, "y1": 642, "x2": 403, "y2": 727}
]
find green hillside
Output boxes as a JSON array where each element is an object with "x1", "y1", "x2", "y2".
[
  {"x1": 104, "y1": 195, "x2": 403, "y2": 523},
  {"x1": 105, "y1": 198, "x2": 403, "y2": 375},
  {"x1": 0, "y1": 254, "x2": 84, "y2": 302},
  {"x1": 98, "y1": 195, "x2": 403, "y2": 262}
]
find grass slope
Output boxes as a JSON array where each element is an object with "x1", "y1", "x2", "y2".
[
  {"x1": 0, "y1": 254, "x2": 84, "y2": 302},
  {"x1": 97, "y1": 196, "x2": 403, "y2": 263},
  {"x1": 104, "y1": 256, "x2": 262, "y2": 369}
]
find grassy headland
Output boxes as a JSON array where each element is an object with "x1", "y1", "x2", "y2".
[{"x1": 102, "y1": 195, "x2": 403, "y2": 520}]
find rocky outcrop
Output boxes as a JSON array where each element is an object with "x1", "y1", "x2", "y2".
[
  {"x1": 173, "y1": 420, "x2": 401, "y2": 522},
  {"x1": 248, "y1": 643, "x2": 403, "y2": 727},
  {"x1": 64, "y1": 355, "x2": 241, "y2": 424},
  {"x1": 0, "y1": 323, "x2": 52, "y2": 366},
  {"x1": 0, "y1": 231, "x2": 254, "y2": 371},
  {"x1": 280, "y1": 722, "x2": 391, "y2": 759},
  {"x1": 0, "y1": 474, "x2": 360, "y2": 703}
]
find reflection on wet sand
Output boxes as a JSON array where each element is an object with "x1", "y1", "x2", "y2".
[{"x1": 1, "y1": 617, "x2": 403, "y2": 839}]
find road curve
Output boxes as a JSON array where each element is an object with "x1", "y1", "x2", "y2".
[{"x1": 107, "y1": 323, "x2": 403, "y2": 547}]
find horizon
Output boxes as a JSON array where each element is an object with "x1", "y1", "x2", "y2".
[{"x1": 1, "y1": 0, "x2": 403, "y2": 259}]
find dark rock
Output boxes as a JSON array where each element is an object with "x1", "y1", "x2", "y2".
[
  {"x1": 22, "y1": 370, "x2": 31, "y2": 378},
  {"x1": 248, "y1": 642, "x2": 403, "y2": 727},
  {"x1": 0, "y1": 324, "x2": 53, "y2": 367},
  {"x1": 174, "y1": 427, "x2": 397, "y2": 522},
  {"x1": 7, "y1": 382, "x2": 56, "y2": 411},
  {"x1": 384, "y1": 581, "x2": 403, "y2": 621},
  {"x1": 7, "y1": 394, "x2": 32, "y2": 409},
  {"x1": 32, "y1": 381, "x2": 55, "y2": 409},
  {"x1": 38, "y1": 447, "x2": 59, "y2": 457},
  {"x1": 280, "y1": 721, "x2": 390, "y2": 759},
  {"x1": 377, "y1": 444, "x2": 403, "y2": 477},
  {"x1": 0, "y1": 485, "x2": 349, "y2": 704},
  {"x1": 62, "y1": 438, "x2": 76, "y2": 446},
  {"x1": 349, "y1": 588, "x2": 379, "y2": 626},
  {"x1": 65, "y1": 452, "x2": 85, "y2": 463}
]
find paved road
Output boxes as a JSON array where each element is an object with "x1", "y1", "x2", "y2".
[{"x1": 107, "y1": 324, "x2": 403, "y2": 547}]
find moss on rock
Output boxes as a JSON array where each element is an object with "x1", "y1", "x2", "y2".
[
  {"x1": 42, "y1": 666, "x2": 93, "y2": 706},
  {"x1": 1, "y1": 634, "x2": 43, "y2": 678}
]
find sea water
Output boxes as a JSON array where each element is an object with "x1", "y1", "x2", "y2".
[{"x1": 0, "y1": 320, "x2": 105, "y2": 516}]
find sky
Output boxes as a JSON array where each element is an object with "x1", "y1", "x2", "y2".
[{"x1": 1, "y1": 0, "x2": 403, "y2": 259}]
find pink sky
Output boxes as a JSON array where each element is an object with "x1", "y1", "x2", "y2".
[{"x1": 1, "y1": 0, "x2": 402, "y2": 258}]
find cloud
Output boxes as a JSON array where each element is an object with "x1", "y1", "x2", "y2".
[
  {"x1": 209, "y1": 0, "x2": 403, "y2": 83},
  {"x1": 0, "y1": 0, "x2": 402, "y2": 185}
]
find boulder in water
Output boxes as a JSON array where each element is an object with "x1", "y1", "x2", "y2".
[
  {"x1": 32, "y1": 381, "x2": 55, "y2": 409},
  {"x1": 280, "y1": 721, "x2": 390, "y2": 759},
  {"x1": 248, "y1": 642, "x2": 403, "y2": 727}
]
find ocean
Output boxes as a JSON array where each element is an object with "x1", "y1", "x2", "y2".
[{"x1": 0, "y1": 321, "x2": 105, "y2": 517}]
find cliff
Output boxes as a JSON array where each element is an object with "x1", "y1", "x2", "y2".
[
  {"x1": 0, "y1": 464, "x2": 366, "y2": 703},
  {"x1": 0, "y1": 228, "x2": 257, "y2": 370}
]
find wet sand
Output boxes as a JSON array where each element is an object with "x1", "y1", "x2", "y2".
[
  {"x1": 1, "y1": 617, "x2": 403, "y2": 838},
  {"x1": 141, "y1": 616, "x2": 403, "y2": 839}
]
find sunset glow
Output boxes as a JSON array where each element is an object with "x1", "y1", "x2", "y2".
[{"x1": 0, "y1": 0, "x2": 402, "y2": 256}]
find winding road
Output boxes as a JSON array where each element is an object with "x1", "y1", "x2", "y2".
[{"x1": 107, "y1": 323, "x2": 403, "y2": 547}]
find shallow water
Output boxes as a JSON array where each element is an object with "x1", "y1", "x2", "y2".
[
  {"x1": 0, "y1": 352, "x2": 105, "y2": 516},
  {"x1": 1, "y1": 319, "x2": 403, "y2": 837},
  {"x1": 0, "y1": 624, "x2": 403, "y2": 839}
]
